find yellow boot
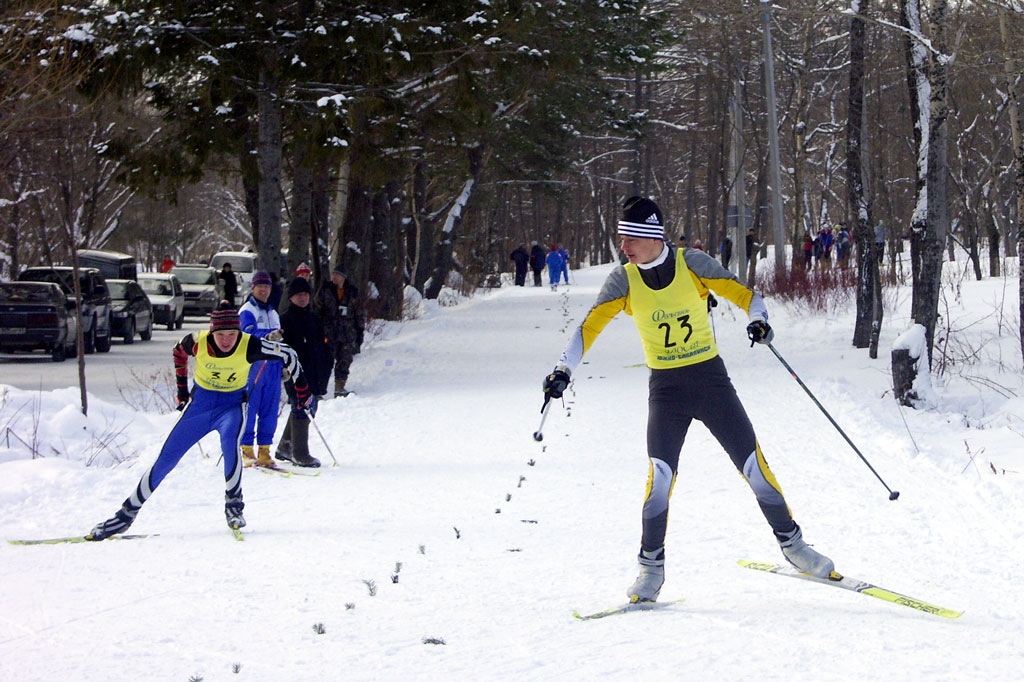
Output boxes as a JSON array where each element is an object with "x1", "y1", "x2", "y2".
[
  {"x1": 241, "y1": 444, "x2": 256, "y2": 466},
  {"x1": 256, "y1": 445, "x2": 275, "y2": 468}
]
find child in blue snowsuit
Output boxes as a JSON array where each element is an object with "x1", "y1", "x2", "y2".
[
  {"x1": 87, "y1": 305, "x2": 311, "y2": 539},
  {"x1": 239, "y1": 270, "x2": 283, "y2": 468},
  {"x1": 557, "y1": 247, "x2": 570, "y2": 284},
  {"x1": 546, "y1": 246, "x2": 563, "y2": 290}
]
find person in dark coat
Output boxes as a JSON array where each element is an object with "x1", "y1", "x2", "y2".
[
  {"x1": 510, "y1": 243, "x2": 530, "y2": 286},
  {"x1": 720, "y1": 237, "x2": 732, "y2": 269},
  {"x1": 218, "y1": 263, "x2": 238, "y2": 306},
  {"x1": 315, "y1": 265, "x2": 365, "y2": 397},
  {"x1": 529, "y1": 243, "x2": 545, "y2": 286},
  {"x1": 275, "y1": 277, "x2": 331, "y2": 467}
]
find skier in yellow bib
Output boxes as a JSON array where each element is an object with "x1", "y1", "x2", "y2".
[{"x1": 542, "y1": 196, "x2": 834, "y2": 603}]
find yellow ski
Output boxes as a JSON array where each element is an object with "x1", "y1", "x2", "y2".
[{"x1": 739, "y1": 560, "x2": 962, "y2": 619}]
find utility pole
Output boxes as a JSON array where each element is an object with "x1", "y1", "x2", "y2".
[
  {"x1": 762, "y1": 0, "x2": 785, "y2": 269},
  {"x1": 729, "y1": 58, "x2": 748, "y2": 282}
]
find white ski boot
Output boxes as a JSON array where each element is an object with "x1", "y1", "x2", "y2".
[
  {"x1": 626, "y1": 548, "x2": 665, "y2": 603},
  {"x1": 776, "y1": 524, "x2": 834, "y2": 578}
]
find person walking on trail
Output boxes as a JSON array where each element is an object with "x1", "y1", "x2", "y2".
[
  {"x1": 545, "y1": 245, "x2": 562, "y2": 291},
  {"x1": 557, "y1": 246, "x2": 570, "y2": 284},
  {"x1": 541, "y1": 196, "x2": 834, "y2": 604},
  {"x1": 276, "y1": 276, "x2": 331, "y2": 468},
  {"x1": 719, "y1": 236, "x2": 732, "y2": 269},
  {"x1": 87, "y1": 304, "x2": 312, "y2": 540},
  {"x1": 218, "y1": 262, "x2": 238, "y2": 306},
  {"x1": 239, "y1": 270, "x2": 283, "y2": 468},
  {"x1": 529, "y1": 243, "x2": 545, "y2": 286},
  {"x1": 315, "y1": 265, "x2": 365, "y2": 397},
  {"x1": 510, "y1": 243, "x2": 530, "y2": 287}
]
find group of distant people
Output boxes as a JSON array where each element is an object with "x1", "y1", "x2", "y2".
[
  {"x1": 510, "y1": 243, "x2": 570, "y2": 290},
  {"x1": 801, "y1": 221, "x2": 886, "y2": 270}
]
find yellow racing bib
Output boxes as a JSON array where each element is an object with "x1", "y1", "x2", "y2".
[
  {"x1": 626, "y1": 254, "x2": 718, "y2": 369},
  {"x1": 194, "y1": 330, "x2": 252, "y2": 392}
]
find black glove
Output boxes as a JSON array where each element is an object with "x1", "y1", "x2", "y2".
[
  {"x1": 175, "y1": 386, "x2": 190, "y2": 411},
  {"x1": 543, "y1": 367, "x2": 571, "y2": 402},
  {"x1": 746, "y1": 319, "x2": 774, "y2": 347},
  {"x1": 707, "y1": 293, "x2": 718, "y2": 312}
]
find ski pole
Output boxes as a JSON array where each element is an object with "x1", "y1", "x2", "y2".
[
  {"x1": 533, "y1": 399, "x2": 552, "y2": 442},
  {"x1": 305, "y1": 407, "x2": 339, "y2": 467},
  {"x1": 766, "y1": 342, "x2": 900, "y2": 501}
]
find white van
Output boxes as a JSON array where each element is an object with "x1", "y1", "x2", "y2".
[{"x1": 210, "y1": 251, "x2": 259, "y2": 302}]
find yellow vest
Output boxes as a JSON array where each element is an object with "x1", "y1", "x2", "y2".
[
  {"x1": 194, "y1": 331, "x2": 252, "y2": 392},
  {"x1": 625, "y1": 254, "x2": 718, "y2": 369}
]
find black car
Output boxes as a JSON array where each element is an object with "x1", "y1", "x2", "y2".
[
  {"x1": 17, "y1": 266, "x2": 113, "y2": 354},
  {"x1": 107, "y1": 279, "x2": 153, "y2": 344},
  {"x1": 0, "y1": 281, "x2": 79, "y2": 362}
]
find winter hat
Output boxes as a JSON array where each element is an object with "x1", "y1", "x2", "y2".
[
  {"x1": 618, "y1": 196, "x2": 665, "y2": 240},
  {"x1": 296, "y1": 262, "x2": 312, "y2": 277},
  {"x1": 287, "y1": 276, "x2": 312, "y2": 298},
  {"x1": 209, "y1": 303, "x2": 240, "y2": 331},
  {"x1": 332, "y1": 264, "x2": 347, "y2": 278},
  {"x1": 252, "y1": 270, "x2": 272, "y2": 287}
]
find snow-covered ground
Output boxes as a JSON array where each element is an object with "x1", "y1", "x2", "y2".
[{"x1": 1, "y1": 257, "x2": 1022, "y2": 681}]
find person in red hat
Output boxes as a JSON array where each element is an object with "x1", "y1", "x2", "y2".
[
  {"x1": 296, "y1": 262, "x2": 312, "y2": 280},
  {"x1": 87, "y1": 302, "x2": 312, "y2": 540}
]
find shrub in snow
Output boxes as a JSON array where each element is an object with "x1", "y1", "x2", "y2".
[{"x1": 437, "y1": 287, "x2": 460, "y2": 307}]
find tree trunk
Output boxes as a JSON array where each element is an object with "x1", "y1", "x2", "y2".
[
  {"x1": 849, "y1": 0, "x2": 873, "y2": 349},
  {"x1": 425, "y1": 144, "x2": 485, "y2": 300},
  {"x1": 288, "y1": 147, "x2": 313, "y2": 278},
  {"x1": 310, "y1": 160, "x2": 332, "y2": 286},
  {"x1": 368, "y1": 181, "x2": 405, "y2": 321},
  {"x1": 1000, "y1": 9, "x2": 1024, "y2": 362},
  {"x1": 913, "y1": 0, "x2": 951, "y2": 368},
  {"x1": 257, "y1": 69, "x2": 283, "y2": 279}
]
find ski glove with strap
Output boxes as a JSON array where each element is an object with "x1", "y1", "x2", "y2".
[
  {"x1": 543, "y1": 367, "x2": 571, "y2": 401},
  {"x1": 746, "y1": 319, "x2": 774, "y2": 347},
  {"x1": 176, "y1": 386, "x2": 190, "y2": 411}
]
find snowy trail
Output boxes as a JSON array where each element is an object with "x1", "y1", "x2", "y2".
[{"x1": 1, "y1": 263, "x2": 1022, "y2": 681}]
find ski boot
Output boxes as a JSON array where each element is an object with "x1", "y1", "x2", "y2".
[
  {"x1": 776, "y1": 524, "x2": 835, "y2": 578},
  {"x1": 289, "y1": 419, "x2": 320, "y2": 468},
  {"x1": 275, "y1": 418, "x2": 293, "y2": 463},
  {"x1": 241, "y1": 444, "x2": 256, "y2": 466},
  {"x1": 255, "y1": 445, "x2": 275, "y2": 468},
  {"x1": 626, "y1": 547, "x2": 665, "y2": 603},
  {"x1": 225, "y1": 495, "x2": 246, "y2": 530},
  {"x1": 88, "y1": 502, "x2": 139, "y2": 541}
]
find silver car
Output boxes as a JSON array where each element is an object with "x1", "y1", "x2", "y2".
[
  {"x1": 138, "y1": 273, "x2": 185, "y2": 330},
  {"x1": 170, "y1": 264, "x2": 224, "y2": 316}
]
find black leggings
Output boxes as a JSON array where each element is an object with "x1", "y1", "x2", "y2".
[{"x1": 641, "y1": 356, "x2": 795, "y2": 552}]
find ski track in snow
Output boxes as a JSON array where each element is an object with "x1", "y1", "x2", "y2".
[{"x1": 1, "y1": 261, "x2": 1022, "y2": 681}]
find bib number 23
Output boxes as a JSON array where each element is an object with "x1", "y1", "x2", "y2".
[{"x1": 658, "y1": 316, "x2": 693, "y2": 348}]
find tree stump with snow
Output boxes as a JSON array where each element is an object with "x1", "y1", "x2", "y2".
[{"x1": 891, "y1": 348, "x2": 917, "y2": 406}]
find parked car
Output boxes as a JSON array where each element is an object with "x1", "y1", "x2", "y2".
[
  {"x1": 138, "y1": 272, "x2": 185, "y2": 330},
  {"x1": 0, "y1": 282, "x2": 78, "y2": 361},
  {"x1": 170, "y1": 264, "x2": 223, "y2": 316},
  {"x1": 74, "y1": 249, "x2": 137, "y2": 281},
  {"x1": 16, "y1": 266, "x2": 113, "y2": 353},
  {"x1": 210, "y1": 251, "x2": 258, "y2": 302},
  {"x1": 107, "y1": 279, "x2": 153, "y2": 344}
]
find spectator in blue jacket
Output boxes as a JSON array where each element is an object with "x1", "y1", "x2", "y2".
[{"x1": 545, "y1": 245, "x2": 563, "y2": 291}]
